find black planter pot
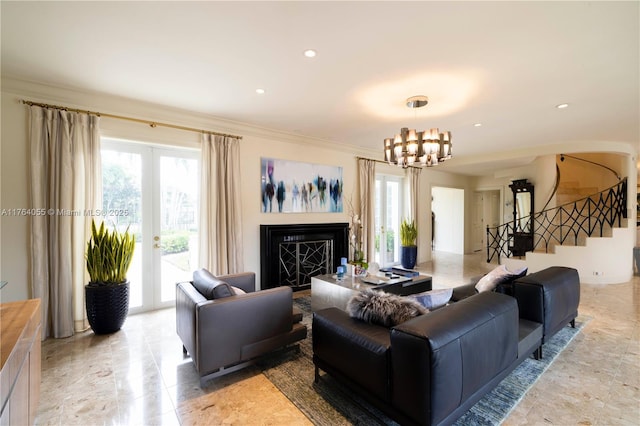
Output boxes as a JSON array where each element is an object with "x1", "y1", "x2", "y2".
[
  {"x1": 85, "y1": 281, "x2": 130, "y2": 334},
  {"x1": 400, "y1": 246, "x2": 418, "y2": 269}
]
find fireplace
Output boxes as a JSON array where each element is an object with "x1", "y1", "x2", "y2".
[{"x1": 260, "y1": 223, "x2": 349, "y2": 290}]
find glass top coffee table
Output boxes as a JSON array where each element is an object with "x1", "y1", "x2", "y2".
[{"x1": 311, "y1": 272, "x2": 432, "y2": 312}]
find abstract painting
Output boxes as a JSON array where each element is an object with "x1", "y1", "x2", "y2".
[{"x1": 261, "y1": 157, "x2": 343, "y2": 213}]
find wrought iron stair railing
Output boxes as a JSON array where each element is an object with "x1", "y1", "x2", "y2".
[{"x1": 486, "y1": 178, "x2": 627, "y2": 263}]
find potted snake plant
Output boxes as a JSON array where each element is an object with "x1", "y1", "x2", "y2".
[
  {"x1": 85, "y1": 220, "x2": 135, "y2": 334},
  {"x1": 400, "y1": 218, "x2": 418, "y2": 269}
]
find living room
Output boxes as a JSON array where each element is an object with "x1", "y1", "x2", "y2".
[{"x1": 1, "y1": 1, "x2": 639, "y2": 425}]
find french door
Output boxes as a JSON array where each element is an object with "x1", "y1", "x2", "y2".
[
  {"x1": 101, "y1": 139, "x2": 199, "y2": 313},
  {"x1": 374, "y1": 175, "x2": 403, "y2": 268}
]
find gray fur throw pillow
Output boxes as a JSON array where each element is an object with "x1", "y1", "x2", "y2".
[{"x1": 347, "y1": 289, "x2": 428, "y2": 327}]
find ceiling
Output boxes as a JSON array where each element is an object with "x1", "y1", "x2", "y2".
[{"x1": 2, "y1": 1, "x2": 638, "y2": 176}]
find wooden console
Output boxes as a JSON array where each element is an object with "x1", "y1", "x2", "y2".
[{"x1": 0, "y1": 299, "x2": 41, "y2": 425}]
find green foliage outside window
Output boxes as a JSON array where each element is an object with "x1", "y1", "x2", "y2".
[{"x1": 161, "y1": 231, "x2": 190, "y2": 254}]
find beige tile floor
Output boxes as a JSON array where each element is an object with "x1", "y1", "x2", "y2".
[{"x1": 36, "y1": 252, "x2": 640, "y2": 425}]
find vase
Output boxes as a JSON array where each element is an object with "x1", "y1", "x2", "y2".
[
  {"x1": 400, "y1": 246, "x2": 417, "y2": 269},
  {"x1": 85, "y1": 281, "x2": 130, "y2": 334}
]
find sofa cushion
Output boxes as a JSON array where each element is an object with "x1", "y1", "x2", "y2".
[
  {"x1": 410, "y1": 288, "x2": 453, "y2": 310},
  {"x1": 475, "y1": 265, "x2": 528, "y2": 293},
  {"x1": 192, "y1": 268, "x2": 234, "y2": 299},
  {"x1": 347, "y1": 289, "x2": 427, "y2": 327}
]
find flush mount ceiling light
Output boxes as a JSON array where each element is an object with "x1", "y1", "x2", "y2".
[
  {"x1": 303, "y1": 49, "x2": 317, "y2": 58},
  {"x1": 556, "y1": 103, "x2": 569, "y2": 109},
  {"x1": 384, "y1": 96, "x2": 452, "y2": 168},
  {"x1": 256, "y1": 88, "x2": 265, "y2": 94}
]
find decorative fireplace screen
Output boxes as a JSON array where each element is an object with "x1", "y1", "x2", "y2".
[
  {"x1": 260, "y1": 223, "x2": 349, "y2": 290},
  {"x1": 279, "y1": 239, "x2": 332, "y2": 288}
]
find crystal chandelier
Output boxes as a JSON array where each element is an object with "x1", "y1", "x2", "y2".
[{"x1": 384, "y1": 96, "x2": 452, "y2": 168}]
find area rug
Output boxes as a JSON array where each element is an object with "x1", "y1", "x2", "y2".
[{"x1": 259, "y1": 296, "x2": 586, "y2": 426}]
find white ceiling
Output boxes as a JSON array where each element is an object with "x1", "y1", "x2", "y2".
[{"x1": 2, "y1": 1, "x2": 638, "y2": 175}]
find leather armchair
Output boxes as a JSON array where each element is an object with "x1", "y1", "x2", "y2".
[{"x1": 176, "y1": 271, "x2": 307, "y2": 385}]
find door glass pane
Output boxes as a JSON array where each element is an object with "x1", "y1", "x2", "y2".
[
  {"x1": 159, "y1": 156, "x2": 199, "y2": 303},
  {"x1": 374, "y1": 176, "x2": 402, "y2": 268},
  {"x1": 101, "y1": 150, "x2": 143, "y2": 309},
  {"x1": 386, "y1": 180, "x2": 400, "y2": 264},
  {"x1": 374, "y1": 180, "x2": 381, "y2": 264}
]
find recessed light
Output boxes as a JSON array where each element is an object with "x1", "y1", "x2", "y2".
[
  {"x1": 256, "y1": 88, "x2": 265, "y2": 94},
  {"x1": 556, "y1": 103, "x2": 569, "y2": 109},
  {"x1": 303, "y1": 49, "x2": 317, "y2": 58},
  {"x1": 474, "y1": 123, "x2": 482, "y2": 127}
]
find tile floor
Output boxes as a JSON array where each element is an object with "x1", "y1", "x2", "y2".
[{"x1": 36, "y1": 252, "x2": 640, "y2": 425}]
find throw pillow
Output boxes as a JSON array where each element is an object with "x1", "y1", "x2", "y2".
[
  {"x1": 475, "y1": 265, "x2": 511, "y2": 292},
  {"x1": 410, "y1": 288, "x2": 453, "y2": 310},
  {"x1": 192, "y1": 268, "x2": 234, "y2": 299},
  {"x1": 347, "y1": 289, "x2": 428, "y2": 327},
  {"x1": 510, "y1": 266, "x2": 528, "y2": 279},
  {"x1": 231, "y1": 286, "x2": 246, "y2": 295},
  {"x1": 475, "y1": 265, "x2": 528, "y2": 293}
]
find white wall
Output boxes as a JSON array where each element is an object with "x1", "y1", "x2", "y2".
[
  {"x1": 558, "y1": 152, "x2": 626, "y2": 192},
  {"x1": 525, "y1": 227, "x2": 636, "y2": 284},
  {"x1": 1, "y1": 90, "x2": 31, "y2": 302},
  {"x1": 431, "y1": 187, "x2": 465, "y2": 254}
]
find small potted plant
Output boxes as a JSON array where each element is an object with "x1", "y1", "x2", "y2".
[
  {"x1": 85, "y1": 220, "x2": 135, "y2": 334},
  {"x1": 400, "y1": 218, "x2": 418, "y2": 269}
]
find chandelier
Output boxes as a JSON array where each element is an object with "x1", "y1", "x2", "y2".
[{"x1": 384, "y1": 96, "x2": 452, "y2": 168}]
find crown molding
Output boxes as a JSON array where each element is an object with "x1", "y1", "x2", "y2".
[{"x1": 1, "y1": 76, "x2": 377, "y2": 157}]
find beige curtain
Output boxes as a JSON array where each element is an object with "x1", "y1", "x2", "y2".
[
  {"x1": 199, "y1": 133, "x2": 244, "y2": 275},
  {"x1": 408, "y1": 166, "x2": 422, "y2": 222},
  {"x1": 357, "y1": 159, "x2": 376, "y2": 264},
  {"x1": 29, "y1": 105, "x2": 102, "y2": 339}
]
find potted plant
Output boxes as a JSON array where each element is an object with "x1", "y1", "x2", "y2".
[
  {"x1": 85, "y1": 220, "x2": 135, "y2": 334},
  {"x1": 400, "y1": 218, "x2": 418, "y2": 269}
]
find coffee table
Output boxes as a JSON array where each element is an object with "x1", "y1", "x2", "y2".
[{"x1": 311, "y1": 272, "x2": 432, "y2": 312}]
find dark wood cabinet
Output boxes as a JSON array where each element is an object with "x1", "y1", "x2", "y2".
[{"x1": 509, "y1": 179, "x2": 534, "y2": 257}]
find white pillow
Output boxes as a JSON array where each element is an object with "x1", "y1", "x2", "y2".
[
  {"x1": 231, "y1": 286, "x2": 246, "y2": 295},
  {"x1": 410, "y1": 288, "x2": 453, "y2": 310},
  {"x1": 475, "y1": 265, "x2": 512, "y2": 293}
]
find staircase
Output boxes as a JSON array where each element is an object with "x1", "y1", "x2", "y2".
[
  {"x1": 486, "y1": 178, "x2": 629, "y2": 284},
  {"x1": 535, "y1": 181, "x2": 616, "y2": 252}
]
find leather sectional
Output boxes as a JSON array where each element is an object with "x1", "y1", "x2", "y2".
[{"x1": 312, "y1": 266, "x2": 580, "y2": 425}]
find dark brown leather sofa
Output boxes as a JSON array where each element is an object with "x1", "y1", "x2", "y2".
[{"x1": 176, "y1": 270, "x2": 307, "y2": 386}]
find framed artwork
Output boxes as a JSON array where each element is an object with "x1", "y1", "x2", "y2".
[{"x1": 261, "y1": 157, "x2": 343, "y2": 213}]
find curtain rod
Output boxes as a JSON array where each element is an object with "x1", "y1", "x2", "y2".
[
  {"x1": 20, "y1": 99, "x2": 243, "y2": 140},
  {"x1": 356, "y1": 156, "x2": 423, "y2": 169}
]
